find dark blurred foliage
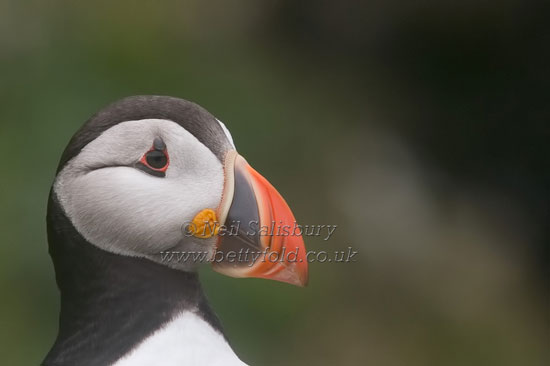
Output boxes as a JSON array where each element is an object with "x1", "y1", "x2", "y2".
[
  {"x1": 265, "y1": 0, "x2": 549, "y2": 276},
  {"x1": 0, "y1": 1, "x2": 548, "y2": 365}
]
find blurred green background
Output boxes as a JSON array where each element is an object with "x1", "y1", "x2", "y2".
[{"x1": 0, "y1": 1, "x2": 547, "y2": 365}]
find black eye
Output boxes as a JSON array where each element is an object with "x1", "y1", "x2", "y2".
[
  {"x1": 137, "y1": 139, "x2": 170, "y2": 177},
  {"x1": 145, "y1": 150, "x2": 168, "y2": 169}
]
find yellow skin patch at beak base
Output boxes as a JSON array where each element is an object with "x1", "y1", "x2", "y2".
[{"x1": 189, "y1": 209, "x2": 220, "y2": 238}]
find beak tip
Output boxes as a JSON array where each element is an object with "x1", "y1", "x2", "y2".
[
  {"x1": 295, "y1": 261, "x2": 309, "y2": 287},
  {"x1": 263, "y1": 259, "x2": 309, "y2": 287},
  {"x1": 295, "y1": 276, "x2": 309, "y2": 288}
]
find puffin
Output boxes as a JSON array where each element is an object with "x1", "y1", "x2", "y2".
[{"x1": 42, "y1": 96, "x2": 308, "y2": 366}]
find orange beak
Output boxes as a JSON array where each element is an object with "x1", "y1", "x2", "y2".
[{"x1": 213, "y1": 151, "x2": 308, "y2": 286}]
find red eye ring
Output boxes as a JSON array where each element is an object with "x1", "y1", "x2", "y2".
[{"x1": 140, "y1": 145, "x2": 169, "y2": 173}]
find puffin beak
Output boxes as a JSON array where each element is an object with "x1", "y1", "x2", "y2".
[{"x1": 213, "y1": 151, "x2": 308, "y2": 286}]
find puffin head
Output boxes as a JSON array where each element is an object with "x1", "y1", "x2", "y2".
[{"x1": 50, "y1": 95, "x2": 308, "y2": 286}]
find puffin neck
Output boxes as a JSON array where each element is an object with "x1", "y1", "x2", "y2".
[{"x1": 43, "y1": 192, "x2": 224, "y2": 366}]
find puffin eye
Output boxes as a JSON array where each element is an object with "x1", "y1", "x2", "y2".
[
  {"x1": 137, "y1": 138, "x2": 169, "y2": 177},
  {"x1": 145, "y1": 150, "x2": 167, "y2": 169}
]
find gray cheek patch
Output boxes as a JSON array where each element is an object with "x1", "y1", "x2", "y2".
[{"x1": 54, "y1": 119, "x2": 225, "y2": 267}]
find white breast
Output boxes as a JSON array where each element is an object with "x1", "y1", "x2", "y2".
[{"x1": 113, "y1": 311, "x2": 248, "y2": 366}]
